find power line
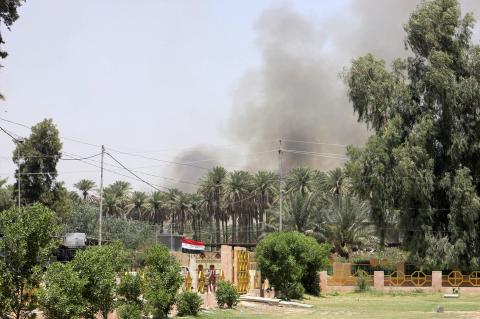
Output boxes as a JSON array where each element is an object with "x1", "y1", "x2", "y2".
[
  {"x1": 105, "y1": 152, "x2": 167, "y2": 191},
  {"x1": 282, "y1": 138, "x2": 349, "y2": 148}
]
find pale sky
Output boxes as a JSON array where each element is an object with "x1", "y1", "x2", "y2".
[{"x1": 0, "y1": 0, "x2": 479, "y2": 193}]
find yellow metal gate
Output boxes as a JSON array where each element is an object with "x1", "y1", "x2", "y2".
[{"x1": 236, "y1": 250, "x2": 249, "y2": 294}]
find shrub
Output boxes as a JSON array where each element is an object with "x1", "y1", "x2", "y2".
[
  {"x1": 255, "y1": 231, "x2": 330, "y2": 299},
  {"x1": 117, "y1": 302, "x2": 143, "y2": 319},
  {"x1": 38, "y1": 262, "x2": 86, "y2": 319},
  {"x1": 302, "y1": 270, "x2": 320, "y2": 296},
  {"x1": 118, "y1": 273, "x2": 143, "y2": 304},
  {"x1": 71, "y1": 242, "x2": 128, "y2": 319},
  {"x1": 143, "y1": 245, "x2": 183, "y2": 319},
  {"x1": 176, "y1": 291, "x2": 202, "y2": 316},
  {"x1": 215, "y1": 281, "x2": 239, "y2": 309},
  {"x1": 355, "y1": 271, "x2": 370, "y2": 292}
]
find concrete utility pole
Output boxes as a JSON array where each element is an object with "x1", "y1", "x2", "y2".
[
  {"x1": 99, "y1": 145, "x2": 105, "y2": 246},
  {"x1": 17, "y1": 139, "x2": 24, "y2": 209},
  {"x1": 278, "y1": 139, "x2": 283, "y2": 231},
  {"x1": 170, "y1": 223, "x2": 175, "y2": 251}
]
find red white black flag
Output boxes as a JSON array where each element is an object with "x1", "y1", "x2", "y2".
[{"x1": 181, "y1": 238, "x2": 205, "y2": 254}]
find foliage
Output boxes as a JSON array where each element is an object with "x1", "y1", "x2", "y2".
[
  {"x1": 117, "y1": 303, "x2": 143, "y2": 319},
  {"x1": 0, "y1": 178, "x2": 13, "y2": 211},
  {"x1": 71, "y1": 242, "x2": 128, "y2": 319},
  {"x1": 0, "y1": 204, "x2": 59, "y2": 319},
  {"x1": 38, "y1": 262, "x2": 86, "y2": 319},
  {"x1": 117, "y1": 273, "x2": 143, "y2": 305},
  {"x1": 143, "y1": 245, "x2": 182, "y2": 319},
  {"x1": 176, "y1": 291, "x2": 203, "y2": 316},
  {"x1": 215, "y1": 281, "x2": 240, "y2": 309},
  {"x1": 344, "y1": 0, "x2": 480, "y2": 270},
  {"x1": 314, "y1": 195, "x2": 372, "y2": 258},
  {"x1": 74, "y1": 179, "x2": 96, "y2": 201},
  {"x1": 284, "y1": 192, "x2": 315, "y2": 233},
  {"x1": 355, "y1": 271, "x2": 370, "y2": 292},
  {"x1": 63, "y1": 202, "x2": 98, "y2": 235},
  {"x1": 255, "y1": 231, "x2": 330, "y2": 300},
  {"x1": 12, "y1": 119, "x2": 72, "y2": 219},
  {"x1": 0, "y1": 0, "x2": 25, "y2": 61}
]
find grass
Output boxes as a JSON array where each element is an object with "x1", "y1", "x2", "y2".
[{"x1": 193, "y1": 291, "x2": 480, "y2": 319}]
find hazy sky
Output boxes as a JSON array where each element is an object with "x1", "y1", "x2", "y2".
[{"x1": 1, "y1": 0, "x2": 479, "y2": 193}]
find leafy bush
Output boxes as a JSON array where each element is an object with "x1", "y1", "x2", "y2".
[
  {"x1": 117, "y1": 302, "x2": 143, "y2": 319},
  {"x1": 143, "y1": 245, "x2": 183, "y2": 318},
  {"x1": 355, "y1": 271, "x2": 370, "y2": 292},
  {"x1": 0, "y1": 204, "x2": 60, "y2": 318},
  {"x1": 118, "y1": 273, "x2": 143, "y2": 304},
  {"x1": 71, "y1": 242, "x2": 128, "y2": 319},
  {"x1": 38, "y1": 262, "x2": 86, "y2": 319},
  {"x1": 302, "y1": 270, "x2": 320, "y2": 296},
  {"x1": 176, "y1": 291, "x2": 202, "y2": 316},
  {"x1": 255, "y1": 231, "x2": 330, "y2": 299},
  {"x1": 215, "y1": 281, "x2": 239, "y2": 309}
]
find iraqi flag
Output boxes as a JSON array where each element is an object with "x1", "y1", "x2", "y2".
[{"x1": 181, "y1": 238, "x2": 205, "y2": 254}]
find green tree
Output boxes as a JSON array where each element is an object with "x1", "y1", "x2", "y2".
[
  {"x1": 0, "y1": 0, "x2": 25, "y2": 63},
  {"x1": 255, "y1": 231, "x2": 330, "y2": 299},
  {"x1": 0, "y1": 178, "x2": 13, "y2": 211},
  {"x1": 12, "y1": 119, "x2": 70, "y2": 217},
  {"x1": 74, "y1": 179, "x2": 96, "y2": 201},
  {"x1": 71, "y1": 243, "x2": 128, "y2": 319},
  {"x1": 38, "y1": 263, "x2": 86, "y2": 319},
  {"x1": 344, "y1": 0, "x2": 480, "y2": 269},
  {"x1": 284, "y1": 192, "x2": 315, "y2": 233},
  {"x1": 128, "y1": 191, "x2": 148, "y2": 221},
  {"x1": 144, "y1": 245, "x2": 182, "y2": 319},
  {"x1": 0, "y1": 204, "x2": 59, "y2": 319},
  {"x1": 315, "y1": 195, "x2": 372, "y2": 258},
  {"x1": 199, "y1": 166, "x2": 227, "y2": 243}
]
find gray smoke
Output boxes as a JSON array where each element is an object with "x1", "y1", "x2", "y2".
[{"x1": 170, "y1": 0, "x2": 480, "y2": 190}]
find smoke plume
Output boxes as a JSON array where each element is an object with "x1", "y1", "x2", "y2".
[{"x1": 170, "y1": 0, "x2": 480, "y2": 190}]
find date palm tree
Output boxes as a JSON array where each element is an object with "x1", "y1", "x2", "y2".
[
  {"x1": 199, "y1": 166, "x2": 227, "y2": 243},
  {"x1": 128, "y1": 191, "x2": 149, "y2": 221},
  {"x1": 223, "y1": 170, "x2": 253, "y2": 243},
  {"x1": 315, "y1": 195, "x2": 372, "y2": 258},
  {"x1": 148, "y1": 191, "x2": 168, "y2": 232},
  {"x1": 284, "y1": 191, "x2": 315, "y2": 233},
  {"x1": 253, "y1": 171, "x2": 278, "y2": 236},
  {"x1": 285, "y1": 167, "x2": 321, "y2": 195},
  {"x1": 74, "y1": 179, "x2": 96, "y2": 201}
]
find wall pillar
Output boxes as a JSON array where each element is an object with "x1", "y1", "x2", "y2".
[
  {"x1": 319, "y1": 271, "x2": 328, "y2": 293},
  {"x1": 220, "y1": 245, "x2": 233, "y2": 282},
  {"x1": 374, "y1": 271, "x2": 384, "y2": 291},
  {"x1": 189, "y1": 255, "x2": 198, "y2": 291},
  {"x1": 432, "y1": 271, "x2": 443, "y2": 292}
]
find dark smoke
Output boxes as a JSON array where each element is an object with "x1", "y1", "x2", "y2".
[{"x1": 169, "y1": 0, "x2": 480, "y2": 191}]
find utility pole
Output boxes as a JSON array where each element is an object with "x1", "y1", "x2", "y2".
[
  {"x1": 17, "y1": 156, "x2": 21, "y2": 209},
  {"x1": 17, "y1": 139, "x2": 24, "y2": 209},
  {"x1": 99, "y1": 145, "x2": 105, "y2": 246},
  {"x1": 170, "y1": 223, "x2": 175, "y2": 251},
  {"x1": 278, "y1": 139, "x2": 283, "y2": 231}
]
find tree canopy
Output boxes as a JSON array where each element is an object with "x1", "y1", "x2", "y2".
[{"x1": 344, "y1": 0, "x2": 480, "y2": 270}]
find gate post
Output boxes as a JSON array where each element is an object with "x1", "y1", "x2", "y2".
[
  {"x1": 374, "y1": 271, "x2": 384, "y2": 291},
  {"x1": 319, "y1": 271, "x2": 328, "y2": 293},
  {"x1": 432, "y1": 271, "x2": 442, "y2": 292},
  {"x1": 220, "y1": 245, "x2": 233, "y2": 282}
]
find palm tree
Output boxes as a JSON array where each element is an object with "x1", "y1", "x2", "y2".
[
  {"x1": 315, "y1": 195, "x2": 372, "y2": 258},
  {"x1": 199, "y1": 166, "x2": 227, "y2": 243},
  {"x1": 148, "y1": 191, "x2": 168, "y2": 232},
  {"x1": 74, "y1": 179, "x2": 96, "y2": 201},
  {"x1": 187, "y1": 193, "x2": 205, "y2": 240},
  {"x1": 285, "y1": 167, "x2": 321, "y2": 195},
  {"x1": 102, "y1": 188, "x2": 119, "y2": 217},
  {"x1": 128, "y1": 191, "x2": 149, "y2": 220},
  {"x1": 102, "y1": 181, "x2": 131, "y2": 218},
  {"x1": 326, "y1": 168, "x2": 350, "y2": 196},
  {"x1": 253, "y1": 171, "x2": 278, "y2": 236},
  {"x1": 284, "y1": 191, "x2": 315, "y2": 233},
  {"x1": 223, "y1": 170, "x2": 253, "y2": 243}
]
